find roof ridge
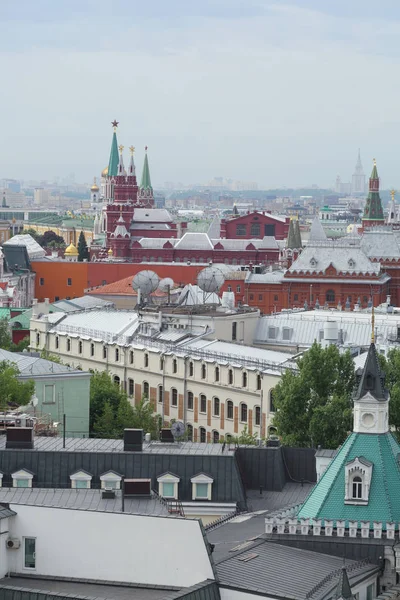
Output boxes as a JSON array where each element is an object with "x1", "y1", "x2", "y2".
[
  {"x1": 214, "y1": 536, "x2": 265, "y2": 566},
  {"x1": 377, "y1": 434, "x2": 394, "y2": 522}
]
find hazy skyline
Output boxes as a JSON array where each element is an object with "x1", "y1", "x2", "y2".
[{"x1": 2, "y1": 0, "x2": 400, "y2": 188}]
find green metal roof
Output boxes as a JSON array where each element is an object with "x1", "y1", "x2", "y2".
[
  {"x1": 298, "y1": 431, "x2": 400, "y2": 526},
  {"x1": 370, "y1": 161, "x2": 379, "y2": 180},
  {"x1": 140, "y1": 152, "x2": 152, "y2": 190},
  {"x1": 10, "y1": 306, "x2": 57, "y2": 330},
  {"x1": 108, "y1": 130, "x2": 119, "y2": 177}
]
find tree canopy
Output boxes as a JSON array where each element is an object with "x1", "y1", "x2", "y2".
[
  {"x1": 0, "y1": 318, "x2": 29, "y2": 352},
  {"x1": 22, "y1": 228, "x2": 65, "y2": 248},
  {"x1": 272, "y1": 342, "x2": 355, "y2": 448},
  {"x1": 379, "y1": 349, "x2": 400, "y2": 437},
  {"x1": 89, "y1": 370, "x2": 126, "y2": 432},
  {"x1": 77, "y1": 230, "x2": 89, "y2": 262},
  {"x1": 0, "y1": 361, "x2": 34, "y2": 408}
]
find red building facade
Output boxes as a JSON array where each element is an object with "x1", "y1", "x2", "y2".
[{"x1": 221, "y1": 211, "x2": 289, "y2": 240}]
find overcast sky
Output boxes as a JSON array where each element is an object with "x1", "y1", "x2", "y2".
[{"x1": 2, "y1": 0, "x2": 400, "y2": 188}]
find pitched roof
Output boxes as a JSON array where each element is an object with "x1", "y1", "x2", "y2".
[
  {"x1": 354, "y1": 343, "x2": 386, "y2": 402},
  {"x1": 297, "y1": 431, "x2": 400, "y2": 525},
  {"x1": 361, "y1": 229, "x2": 400, "y2": 259},
  {"x1": 289, "y1": 243, "x2": 380, "y2": 275},
  {"x1": 87, "y1": 276, "x2": 179, "y2": 298},
  {"x1": 108, "y1": 130, "x2": 119, "y2": 177},
  {"x1": 140, "y1": 150, "x2": 152, "y2": 190},
  {"x1": 309, "y1": 217, "x2": 327, "y2": 242},
  {"x1": 4, "y1": 234, "x2": 45, "y2": 259},
  {"x1": 332, "y1": 567, "x2": 355, "y2": 600},
  {"x1": 0, "y1": 348, "x2": 85, "y2": 377},
  {"x1": 175, "y1": 233, "x2": 214, "y2": 251},
  {"x1": 132, "y1": 209, "x2": 172, "y2": 223}
]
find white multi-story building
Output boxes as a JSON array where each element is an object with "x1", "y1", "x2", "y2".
[{"x1": 30, "y1": 303, "x2": 294, "y2": 440}]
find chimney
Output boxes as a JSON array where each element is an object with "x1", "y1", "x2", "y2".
[
  {"x1": 32, "y1": 299, "x2": 39, "y2": 319},
  {"x1": 6, "y1": 427, "x2": 34, "y2": 450},
  {"x1": 123, "y1": 428, "x2": 143, "y2": 451}
]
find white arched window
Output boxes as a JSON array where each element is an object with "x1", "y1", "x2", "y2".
[{"x1": 345, "y1": 457, "x2": 373, "y2": 505}]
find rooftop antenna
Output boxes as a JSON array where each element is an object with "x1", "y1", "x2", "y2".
[
  {"x1": 371, "y1": 306, "x2": 375, "y2": 344},
  {"x1": 159, "y1": 277, "x2": 174, "y2": 304}
]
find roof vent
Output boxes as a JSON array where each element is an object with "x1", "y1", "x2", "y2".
[
  {"x1": 6, "y1": 427, "x2": 34, "y2": 450},
  {"x1": 160, "y1": 428, "x2": 175, "y2": 443}
]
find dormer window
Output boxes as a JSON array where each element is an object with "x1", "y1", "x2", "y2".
[
  {"x1": 12, "y1": 469, "x2": 33, "y2": 488},
  {"x1": 345, "y1": 457, "x2": 373, "y2": 505},
  {"x1": 348, "y1": 258, "x2": 355, "y2": 268},
  {"x1": 70, "y1": 470, "x2": 92, "y2": 489},
  {"x1": 310, "y1": 257, "x2": 318, "y2": 268}
]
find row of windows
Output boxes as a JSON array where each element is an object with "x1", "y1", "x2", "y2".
[
  {"x1": 138, "y1": 256, "x2": 263, "y2": 266},
  {"x1": 145, "y1": 384, "x2": 275, "y2": 420},
  {"x1": 40, "y1": 278, "x2": 72, "y2": 286},
  {"x1": 235, "y1": 223, "x2": 276, "y2": 237}
]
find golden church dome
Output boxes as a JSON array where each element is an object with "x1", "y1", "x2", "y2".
[
  {"x1": 101, "y1": 166, "x2": 108, "y2": 178},
  {"x1": 65, "y1": 242, "x2": 79, "y2": 256}
]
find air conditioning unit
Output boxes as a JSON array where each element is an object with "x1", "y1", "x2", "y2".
[{"x1": 6, "y1": 538, "x2": 20, "y2": 549}]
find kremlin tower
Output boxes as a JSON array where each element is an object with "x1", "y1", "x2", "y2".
[{"x1": 361, "y1": 159, "x2": 384, "y2": 230}]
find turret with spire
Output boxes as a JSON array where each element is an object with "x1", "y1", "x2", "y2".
[
  {"x1": 138, "y1": 146, "x2": 154, "y2": 208},
  {"x1": 387, "y1": 189, "x2": 398, "y2": 225},
  {"x1": 108, "y1": 120, "x2": 120, "y2": 178},
  {"x1": 361, "y1": 159, "x2": 384, "y2": 230}
]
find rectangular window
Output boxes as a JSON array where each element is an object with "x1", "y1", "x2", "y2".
[
  {"x1": 158, "y1": 386, "x2": 163, "y2": 403},
  {"x1": 67, "y1": 278, "x2": 72, "y2": 286},
  {"x1": 258, "y1": 294, "x2": 263, "y2": 301},
  {"x1": 282, "y1": 328, "x2": 291, "y2": 341},
  {"x1": 196, "y1": 483, "x2": 208, "y2": 498},
  {"x1": 294, "y1": 294, "x2": 299, "y2": 302},
  {"x1": 250, "y1": 223, "x2": 260, "y2": 236},
  {"x1": 249, "y1": 294, "x2": 254, "y2": 301},
  {"x1": 187, "y1": 391, "x2": 194, "y2": 410},
  {"x1": 236, "y1": 285, "x2": 241, "y2": 293},
  {"x1": 129, "y1": 351, "x2": 134, "y2": 364},
  {"x1": 162, "y1": 482, "x2": 175, "y2": 498},
  {"x1": 268, "y1": 327, "x2": 276, "y2": 339},
  {"x1": 200, "y1": 395, "x2": 207, "y2": 413},
  {"x1": 128, "y1": 379, "x2": 134, "y2": 397},
  {"x1": 366, "y1": 584, "x2": 374, "y2": 600},
  {"x1": 39, "y1": 278, "x2": 44, "y2": 286},
  {"x1": 55, "y1": 296, "x2": 59, "y2": 301},
  {"x1": 274, "y1": 295, "x2": 279, "y2": 302},
  {"x1": 232, "y1": 321, "x2": 237, "y2": 341},
  {"x1": 171, "y1": 388, "x2": 178, "y2": 406},
  {"x1": 17, "y1": 479, "x2": 29, "y2": 488},
  {"x1": 103, "y1": 346, "x2": 107, "y2": 359},
  {"x1": 90, "y1": 343, "x2": 95, "y2": 356},
  {"x1": 236, "y1": 224, "x2": 246, "y2": 236},
  {"x1": 255, "y1": 406, "x2": 261, "y2": 426},
  {"x1": 44, "y1": 384, "x2": 55, "y2": 404},
  {"x1": 24, "y1": 537, "x2": 36, "y2": 569},
  {"x1": 76, "y1": 480, "x2": 89, "y2": 489},
  {"x1": 264, "y1": 224, "x2": 275, "y2": 236}
]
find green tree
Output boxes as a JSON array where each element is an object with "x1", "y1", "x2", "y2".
[
  {"x1": 77, "y1": 230, "x2": 89, "y2": 262},
  {"x1": 0, "y1": 318, "x2": 11, "y2": 350},
  {"x1": 115, "y1": 395, "x2": 135, "y2": 437},
  {"x1": 131, "y1": 398, "x2": 161, "y2": 440},
  {"x1": 379, "y1": 349, "x2": 400, "y2": 437},
  {"x1": 94, "y1": 401, "x2": 116, "y2": 438},
  {"x1": 89, "y1": 371, "x2": 127, "y2": 432},
  {"x1": 0, "y1": 361, "x2": 35, "y2": 408},
  {"x1": 272, "y1": 342, "x2": 355, "y2": 448},
  {"x1": 40, "y1": 349, "x2": 63, "y2": 363}
]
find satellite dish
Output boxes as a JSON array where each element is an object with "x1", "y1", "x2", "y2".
[
  {"x1": 159, "y1": 277, "x2": 174, "y2": 292},
  {"x1": 132, "y1": 270, "x2": 160, "y2": 297},
  {"x1": 197, "y1": 266, "x2": 225, "y2": 293},
  {"x1": 171, "y1": 421, "x2": 185, "y2": 439}
]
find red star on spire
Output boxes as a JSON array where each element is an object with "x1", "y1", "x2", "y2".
[
  {"x1": 111, "y1": 119, "x2": 119, "y2": 128},
  {"x1": 145, "y1": 145, "x2": 148, "y2": 151}
]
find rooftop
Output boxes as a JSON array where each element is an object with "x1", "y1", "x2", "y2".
[
  {"x1": 0, "y1": 436, "x2": 230, "y2": 455},
  {"x1": 0, "y1": 348, "x2": 87, "y2": 378},
  {"x1": 216, "y1": 539, "x2": 377, "y2": 600},
  {"x1": 0, "y1": 487, "x2": 171, "y2": 517},
  {"x1": 3, "y1": 234, "x2": 45, "y2": 260}
]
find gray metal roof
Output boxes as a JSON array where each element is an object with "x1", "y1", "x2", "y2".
[
  {"x1": 0, "y1": 577, "x2": 177, "y2": 600},
  {"x1": 0, "y1": 506, "x2": 16, "y2": 519},
  {"x1": 0, "y1": 487, "x2": 171, "y2": 517},
  {"x1": 0, "y1": 348, "x2": 86, "y2": 378},
  {"x1": 0, "y1": 437, "x2": 227, "y2": 455},
  {"x1": 216, "y1": 540, "x2": 377, "y2": 600},
  {"x1": 132, "y1": 208, "x2": 173, "y2": 223},
  {"x1": 0, "y1": 438, "x2": 246, "y2": 506},
  {"x1": 53, "y1": 296, "x2": 113, "y2": 312},
  {"x1": 289, "y1": 242, "x2": 380, "y2": 275},
  {"x1": 361, "y1": 229, "x2": 400, "y2": 259}
]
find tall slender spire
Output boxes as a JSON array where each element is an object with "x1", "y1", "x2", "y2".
[
  {"x1": 117, "y1": 145, "x2": 126, "y2": 176},
  {"x1": 128, "y1": 145, "x2": 136, "y2": 176},
  {"x1": 388, "y1": 189, "x2": 397, "y2": 224},
  {"x1": 362, "y1": 159, "x2": 384, "y2": 225},
  {"x1": 140, "y1": 146, "x2": 152, "y2": 189},
  {"x1": 107, "y1": 121, "x2": 119, "y2": 178}
]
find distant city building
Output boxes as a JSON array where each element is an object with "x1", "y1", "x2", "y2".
[
  {"x1": 34, "y1": 188, "x2": 50, "y2": 206},
  {"x1": 335, "y1": 150, "x2": 367, "y2": 196}
]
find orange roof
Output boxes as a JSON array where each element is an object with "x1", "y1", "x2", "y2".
[{"x1": 87, "y1": 275, "x2": 178, "y2": 297}]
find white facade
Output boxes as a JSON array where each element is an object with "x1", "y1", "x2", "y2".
[
  {"x1": 31, "y1": 310, "x2": 287, "y2": 440},
  {"x1": 2, "y1": 504, "x2": 214, "y2": 587}
]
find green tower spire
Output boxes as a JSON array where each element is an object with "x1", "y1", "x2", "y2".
[
  {"x1": 362, "y1": 159, "x2": 384, "y2": 224},
  {"x1": 107, "y1": 120, "x2": 119, "y2": 178},
  {"x1": 140, "y1": 147, "x2": 152, "y2": 190}
]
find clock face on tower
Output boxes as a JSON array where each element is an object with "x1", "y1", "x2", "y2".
[{"x1": 361, "y1": 413, "x2": 375, "y2": 428}]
